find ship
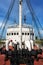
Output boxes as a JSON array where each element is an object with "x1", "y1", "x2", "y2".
[
  {"x1": 5, "y1": 0, "x2": 35, "y2": 51},
  {"x1": 0, "y1": 0, "x2": 43, "y2": 65}
]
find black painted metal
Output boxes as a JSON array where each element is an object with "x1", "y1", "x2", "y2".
[{"x1": 0, "y1": 45, "x2": 43, "y2": 65}]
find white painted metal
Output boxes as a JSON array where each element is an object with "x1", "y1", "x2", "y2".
[
  {"x1": 6, "y1": 0, "x2": 34, "y2": 50},
  {"x1": 25, "y1": 40, "x2": 34, "y2": 51},
  {"x1": 25, "y1": 40, "x2": 31, "y2": 51},
  {"x1": 6, "y1": 27, "x2": 34, "y2": 41},
  {"x1": 6, "y1": 39, "x2": 17, "y2": 50},
  {"x1": 19, "y1": 0, "x2": 22, "y2": 49},
  {"x1": 30, "y1": 40, "x2": 34, "y2": 49},
  {"x1": 6, "y1": 40, "x2": 9, "y2": 50}
]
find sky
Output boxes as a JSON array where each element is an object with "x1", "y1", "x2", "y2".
[{"x1": 0, "y1": 0, "x2": 43, "y2": 38}]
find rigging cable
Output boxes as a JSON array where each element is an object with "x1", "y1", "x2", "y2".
[
  {"x1": 0, "y1": 0, "x2": 15, "y2": 39},
  {"x1": 26, "y1": 0, "x2": 43, "y2": 29},
  {"x1": 26, "y1": 0, "x2": 43, "y2": 39}
]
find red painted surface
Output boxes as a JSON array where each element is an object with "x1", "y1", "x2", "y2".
[
  {"x1": 0, "y1": 46, "x2": 43, "y2": 65},
  {"x1": 0, "y1": 53, "x2": 43, "y2": 65},
  {"x1": 0, "y1": 54, "x2": 10, "y2": 65}
]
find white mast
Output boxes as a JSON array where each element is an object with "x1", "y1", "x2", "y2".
[{"x1": 19, "y1": 0, "x2": 22, "y2": 49}]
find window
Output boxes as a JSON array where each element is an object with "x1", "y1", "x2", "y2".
[
  {"x1": 9, "y1": 33, "x2": 10, "y2": 35},
  {"x1": 12, "y1": 33, "x2": 13, "y2": 35},
  {"x1": 22, "y1": 33, "x2": 24, "y2": 35},
  {"x1": 30, "y1": 33, "x2": 34, "y2": 35},
  {"x1": 14, "y1": 33, "x2": 16, "y2": 35},
  {"x1": 17, "y1": 33, "x2": 19, "y2": 35},
  {"x1": 7, "y1": 33, "x2": 8, "y2": 35},
  {"x1": 33, "y1": 33, "x2": 34, "y2": 35},
  {"x1": 28, "y1": 33, "x2": 29, "y2": 35}
]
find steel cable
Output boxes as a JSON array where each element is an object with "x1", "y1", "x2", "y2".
[{"x1": 0, "y1": 0, "x2": 15, "y2": 39}]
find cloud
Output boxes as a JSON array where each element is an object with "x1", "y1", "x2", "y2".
[
  {"x1": 40, "y1": 30, "x2": 43, "y2": 34},
  {"x1": 0, "y1": 22, "x2": 2, "y2": 27}
]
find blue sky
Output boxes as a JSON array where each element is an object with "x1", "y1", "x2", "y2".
[{"x1": 0, "y1": 0, "x2": 43, "y2": 38}]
